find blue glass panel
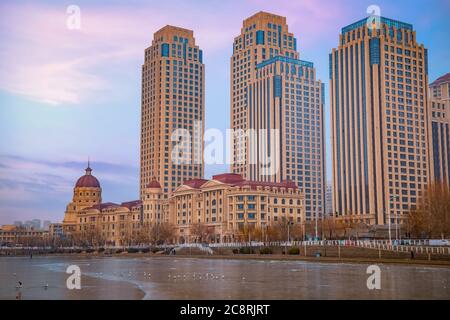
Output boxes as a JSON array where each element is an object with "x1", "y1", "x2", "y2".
[
  {"x1": 199, "y1": 49, "x2": 203, "y2": 63},
  {"x1": 256, "y1": 30, "x2": 265, "y2": 45},
  {"x1": 161, "y1": 43, "x2": 169, "y2": 57},
  {"x1": 274, "y1": 75, "x2": 282, "y2": 98},
  {"x1": 256, "y1": 56, "x2": 313, "y2": 69},
  {"x1": 369, "y1": 38, "x2": 380, "y2": 65}
]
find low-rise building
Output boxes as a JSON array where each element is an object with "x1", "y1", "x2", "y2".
[
  {"x1": 0, "y1": 225, "x2": 48, "y2": 246},
  {"x1": 63, "y1": 165, "x2": 304, "y2": 245},
  {"x1": 150, "y1": 173, "x2": 304, "y2": 243},
  {"x1": 48, "y1": 223, "x2": 64, "y2": 238}
]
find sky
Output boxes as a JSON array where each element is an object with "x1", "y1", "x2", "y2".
[{"x1": 0, "y1": 0, "x2": 449, "y2": 225}]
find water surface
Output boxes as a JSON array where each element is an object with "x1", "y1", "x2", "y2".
[{"x1": 0, "y1": 256, "x2": 448, "y2": 299}]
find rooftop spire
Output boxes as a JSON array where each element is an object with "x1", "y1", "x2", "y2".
[{"x1": 85, "y1": 157, "x2": 92, "y2": 175}]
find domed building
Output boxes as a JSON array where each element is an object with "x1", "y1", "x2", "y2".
[
  {"x1": 62, "y1": 162, "x2": 144, "y2": 246},
  {"x1": 63, "y1": 162, "x2": 102, "y2": 235}
]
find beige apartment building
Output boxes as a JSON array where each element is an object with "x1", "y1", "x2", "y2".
[
  {"x1": 429, "y1": 73, "x2": 450, "y2": 184},
  {"x1": 140, "y1": 25, "x2": 205, "y2": 196},
  {"x1": 330, "y1": 17, "x2": 430, "y2": 225},
  {"x1": 231, "y1": 11, "x2": 325, "y2": 221},
  {"x1": 164, "y1": 173, "x2": 303, "y2": 243}
]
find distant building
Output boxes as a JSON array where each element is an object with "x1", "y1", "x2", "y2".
[
  {"x1": 31, "y1": 219, "x2": 41, "y2": 230},
  {"x1": 0, "y1": 225, "x2": 48, "y2": 246},
  {"x1": 43, "y1": 220, "x2": 51, "y2": 231},
  {"x1": 24, "y1": 221, "x2": 33, "y2": 229},
  {"x1": 325, "y1": 184, "x2": 333, "y2": 216},
  {"x1": 428, "y1": 73, "x2": 450, "y2": 184},
  {"x1": 49, "y1": 223, "x2": 64, "y2": 238},
  {"x1": 13, "y1": 221, "x2": 23, "y2": 227}
]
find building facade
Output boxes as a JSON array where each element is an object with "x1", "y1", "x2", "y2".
[
  {"x1": 140, "y1": 25, "x2": 205, "y2": 197},
  {"x1": 49, "y1": 223, "x2": 64, "y2": 238},
  {"x1": 62, "y1": 164, "x2": 102, "y2": 235},
  {"x1": 330, "y1": 17, "x2": 430, "y2": 225},
  {"x1": 63, "y1": 166, "x2": 303, "y2": 245},
  {"x1": 0, "y1": 225, "x2": 48, "y2": 246},
  {"x1": 428, "y1": 73, "x2": 450, "y2": 184},
  {"x1": 167, "y1": 173, "x2": 304, "y2": 243},
  {"x1": 325, "y1": 184, "x2": 333, "y2": 216},
  {"x1": 231, "y1": 11, "x2": 325, "y2": 221}
]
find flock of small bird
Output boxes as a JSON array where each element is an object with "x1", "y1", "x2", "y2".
[
  {"x1": 167, "y1": 272, "x2": 229, "y2": 281},
  {"x1": 101, "y1": 270, "x2": 247, "y2": 281},
  {"x1": 12, "y1": 270, "x2": 247, "y2": 294}
]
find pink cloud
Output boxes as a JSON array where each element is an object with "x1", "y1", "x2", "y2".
[{"x1": 0, "y1": 1, "x2": 353, "y2": 105}]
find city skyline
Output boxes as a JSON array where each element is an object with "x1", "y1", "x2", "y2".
[{"x1": 1, "y1": 0, "x2": 449, "y2": 224}]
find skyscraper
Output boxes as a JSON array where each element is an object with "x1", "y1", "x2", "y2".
[
  {"x1": 231, "y1": 12, "x2": 325, "y2": 221},
  {"x1": 231, "y1": 12, "x2": 298, "y2": 177},
  {"x1": 140, "y1": 26, "x2": 205, "y2": 196},
  {"x1": 428, "y1": 73, "x2": 450, "y2": 184},
  {"x1": 330, "y1": 17, "x2": 430, "y2": 225}
]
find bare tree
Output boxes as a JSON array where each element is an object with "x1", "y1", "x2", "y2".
[
  {"x1": 408, "y1": 182, "x2": 450, "y2": 239},
  {"x1": 150, "y1": 223, "x2": 175, "y2": 245},
  {"x1": 190, "y1": 223, "x2": 208, "y2": 243}
]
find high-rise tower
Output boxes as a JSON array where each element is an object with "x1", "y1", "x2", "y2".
[
  {"x1": 231, "y1": 12, "x2": 325, "y2": 221},
  {"x1": 330, "y1": 17, "x2": 430, "y2": 225},
  {"x1": 140, "y1": 26, "x2": 205, "y2": 197},
  {"x1": 429, "y1": 73, "x2": 450, "y2": 184}
]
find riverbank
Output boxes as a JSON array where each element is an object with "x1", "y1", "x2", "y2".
[
  {"x1": 166, "y1": 254, "x2": 450, "y2": 268},
  {"x1": 2, "y1": 251, "x2": 450, "y2": 268}
]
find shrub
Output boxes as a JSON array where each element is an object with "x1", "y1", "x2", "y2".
[
  {"x1": 239, "y1": 247, "x2": 255, "y2": 254},
  {"x1": 288, "y1": 247, "x2": 300, "y2": 255},
  {"x1": 259, "y1": 247, "x2": 273, "y2": 255},
  {"x1": 85, "y1": 248, "x2": 95, "y2": 253},
  {"x1": 141, "y1": 248, "x2": 150, "y2": 253},
  {"x1": 127, "y1": 248, "x2": 139, "y2": 253},
  {"x1": 115, "y1": 249, "x2": 123, "y2": 254},
  {"x1": 232, "y1": 249, "x2": 239, "y2": 254},
  {"x1": 98, "y1": 248, "x2": 105, "y2": 253},
  {"x1": 151, "y1": 247, "x2": 159, "y2": 253}
]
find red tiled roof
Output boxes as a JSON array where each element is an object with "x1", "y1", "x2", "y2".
[
  {"x1": 234, "y1": 180, "x2": 298, "y2": 190},
  {"x1": 83, "y1": 202, "x2": 119, "y2": 211},
  {"x1": 212, "y1": 173, "x2": 245, "y2": 184},
  {"x1": 121, "y1": 200, "x2": 142, "y2": 209},
  {"x1": 75, "y1": 174, "x2": 100, "y2": 188},
  {"x1": 75, "y1": 166, "x2": 100, "y2": 188},
  {"x1": 430, "y1": 73, "x2": 450, "y2": 87},
  {"x1": 212, "y1": 173, "x2": 297, "y2": 190},
  {"x1": 183, "y1": 178, "x2": 208, "y2": 189}
]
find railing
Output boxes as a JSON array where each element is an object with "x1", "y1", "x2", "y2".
[{"x1": 2, "y1": 239, "x2": 449, "y2": 255}]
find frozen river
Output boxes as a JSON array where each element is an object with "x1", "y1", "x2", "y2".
[{"x1": 1, "y1": 256, "x2": 449, "y2": 299}]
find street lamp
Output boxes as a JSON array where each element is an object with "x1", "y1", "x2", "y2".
[
  {"x1": 285, "y1": 220, "x2": 294, "y2": 254},
  {"x1": 388, "y1": 195, "x2": 399, "y2": 245}
]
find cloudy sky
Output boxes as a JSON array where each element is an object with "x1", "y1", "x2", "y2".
[{"x1": 0, "y1": 0, "x2": 449, "y2": 224}]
